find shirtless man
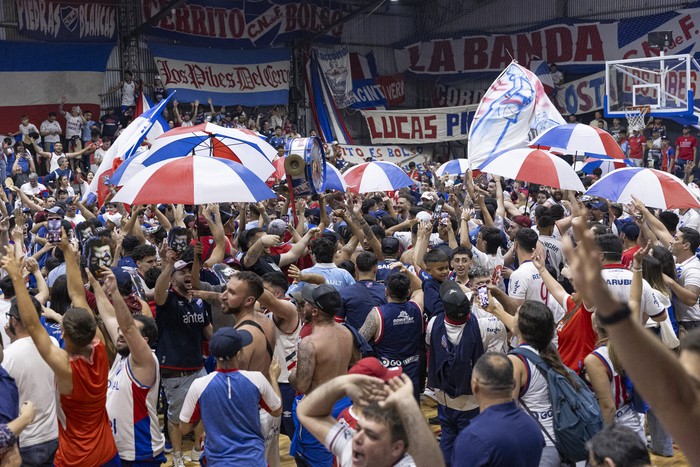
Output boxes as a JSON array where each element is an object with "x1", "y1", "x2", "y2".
[
  {"x1": 289, "y1": 283, "x2": 356, "y2": 467},
  {"x1": 220, "y1": 271, "x2": 279, "y2": 466}
]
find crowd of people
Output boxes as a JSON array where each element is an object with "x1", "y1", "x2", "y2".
[{"x1": 1, "y1": 77, "x2": 700, "y2": 467}]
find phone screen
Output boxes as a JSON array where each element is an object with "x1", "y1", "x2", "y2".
[
  {"x1": 47, "y1": 219, "x2": 61, "y2": 243},
  {"x1": 477, "y1": 285, "x2": 489, "y2": 308}
]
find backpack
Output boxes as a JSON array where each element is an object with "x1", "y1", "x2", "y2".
[{"x1": 510, "y1": 347, "x2": 603, "y2": 462}]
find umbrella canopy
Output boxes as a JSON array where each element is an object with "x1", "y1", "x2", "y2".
[
  {"x1": 145, "y1": 123, "x2": 276, "y2": 181},
  {"x1": 586, "y1": 167, "x2": 700, "y2": 210},
  {"x1": 478, "y1": 148, "x2": 584, "y2": 191},
  {"x1": 110, "y1": 147, "x2": 150, "y2": 187},
  {"x1": 530, "y1": 123, "x2": 625, "y2": 159},
  {"x1": 580, "y1": 157, "x2": 634, "y2": 176},
  {"x1": 112, "y1": 156, "x2": 276, "y2": 205},
  {"x1": 325, "y1": 163, "x2": 347, "y2": 192},
  {"x1": 435, "y1": 158, "x2": 470, "y2": 177},
  {"x1": 343, "y1": 162, "x2": 415, "y2": 193}
]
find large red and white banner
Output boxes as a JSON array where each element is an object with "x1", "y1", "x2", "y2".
[
  {"x1": 361, "y1": 106, "x2": 470, "y2": 144},
  {"x1": 395, "y1": 7, "x2": 700, "y2": 75}
]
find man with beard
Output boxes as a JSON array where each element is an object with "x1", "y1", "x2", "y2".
[
  {"x1": 154, "y1": 251, "x2": 212, "y2": 467},
  {"x1": 90, "y1": 268, "x2": 165, "y2": 465},
  {"x1": 220, "y1": 271, "x2": 279, "y2": 466}
]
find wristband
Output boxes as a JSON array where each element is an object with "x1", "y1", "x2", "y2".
[{"x1": 596, "y1": 304, "x2": 632, "y2": 326}]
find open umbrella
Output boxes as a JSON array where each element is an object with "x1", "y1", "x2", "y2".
[
  {"x1": 343, "y1": 162, "x2": 415, "y2": 193},
  {"x1": 579, "y1": 156, "x2": 634, "y2": 175},
  {"x1": 144, "y1": 123, "x2": 276, "y2": 181},
  {"x1": 435, "y1": 158, "x2": 470, "y2": 177},
  {"x1": 112, "y1": 156, "x2": 276, "y2": 205},
  {"x1": 478, "y1": 148, "x2": 584, "y2": 191},
  {"x1": 530, "y1": 123, "x2": 625, "y2": 159},
  {"x1": 585, "y1": 167, "x2": 700, "y2": 210}
]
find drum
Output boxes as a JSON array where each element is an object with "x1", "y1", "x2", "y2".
[{"x1": 284, "y1": 136, "x2": 326, "y2": 196}]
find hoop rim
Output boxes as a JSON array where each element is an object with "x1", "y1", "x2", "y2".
[{"x1": 624, "y1": 105, "x2": 652, "y2": 115}]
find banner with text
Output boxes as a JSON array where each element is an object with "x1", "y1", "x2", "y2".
[
  {"x1": 141, "y1": 0, "x2": 343, "y2": 48},
  {"x1": 361, "y1": 106, "x2": 470, "y2": 144},
  {"x1": 395, "y1": 5, "x2": 700, "y2": 75},
  {"x1": 16, "y1": 0, "x2": 117, "y2": 41},
  {"x1": 148, "y1": 43, "x2": 289, "y2": 106},
  {"x1": 554, "y1": 71, "x2": 606, "y2": 116},
  {"x1": 323, "y1": 143, "x2": 429, "y2": 168},
  {"x1": 432, "y1": 83, "x2": 484, "y2": 107},
  {"x1": 316, "y1": 46, "x2": 355, "y2": 109}
]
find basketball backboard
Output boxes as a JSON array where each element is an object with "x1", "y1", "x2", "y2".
[{"x1": 605, "y1": 54, "x2": 697, "y2": 118}]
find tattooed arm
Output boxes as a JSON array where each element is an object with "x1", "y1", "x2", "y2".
[
  {"x1": 359, "y1": 308, "x2": 380, "y2": 343},
  {"x1": 290, "y1": 337, "x2": 316, "y2": 394}
]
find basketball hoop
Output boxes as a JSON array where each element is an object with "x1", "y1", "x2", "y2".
[{"x1": 624, "y1": 105, "x2": 651, "y2": 132}]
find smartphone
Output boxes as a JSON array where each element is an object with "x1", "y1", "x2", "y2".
[
  {"x1": 477, "y1": 285, "x2": 489, "y2": 308},
  {"x1": 47, "y1": 219, "x2": 62, "y2": 243},
  {"x1": 432, "y1": 199, "x2": 444, "y2": 220}
]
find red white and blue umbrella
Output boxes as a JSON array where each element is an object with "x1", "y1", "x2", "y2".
[
  {"x1": 580, "y1": 156, "x2": 634, "y2": 176},
  {"x1": 325, "y1": 163, "x2": 347, "y2": 192},
  {"x1": 585, "y1": 168, "x2": 700, "y2": 210},
  {"x1": 530, "y1": 123, "x2": 625, "y2": 159},
  {"x1": 435, "y1": 158, "x2": 470, "y2": 177},
  {"x1": 478, "y1": 148, "x2": 584, "y2": 191},
  {"x1": 112, "y1": 156, "x2": 276, "y2": 205},
  {"x1": 343, "y1": 162, "x2": 415, "y2": 193},
  {"x1": 145, "y1": 123, "x2": 276, "y2": 181}
]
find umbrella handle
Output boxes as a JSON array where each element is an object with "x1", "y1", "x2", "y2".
[{"x1": 287, "y1": 174, "x2": 299, "y2": 228}]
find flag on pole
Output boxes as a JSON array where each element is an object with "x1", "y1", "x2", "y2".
[
  {"x1": 85, "y1": 92, "x2": 174, "y2": 205},
  {"x1": 468, "y1": 61, "x2": 564, "y2": 170},
  {"x1": 135, "y1": 92, "x2": 171, "y2": 141}
]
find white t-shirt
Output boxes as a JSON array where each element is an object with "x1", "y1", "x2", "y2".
[
  {"x1": 20, "y1": 182, "x2": 46, "y2": 196},
  {"x1": 675, "y1": 256, "x2": 700, "y2": 322},
  {"x1": 64, "y1": 114, "x2": 83, "y2": 138},
  {"x1": 18, "y1": 122, "x2": 40, "y2": 144},
  {"x1": 325, "y1": 421, "x2": 416, "y2": 467},
  {"x1": 2, "y1": 336, "x2": 59, "y2": 447},
  {"x1": 471, "y1": 248, "x2": 505, "y2": 291},
  {"x1": 121, "y1": 81, "x2": 137, "y2": 107},
  {"x1": 538, "y1": 235, "x2": 565, "y2": 276},
  {"x1": 601, "y1": 266, "x2": 665, "y2": 321},
  {"x1": 508, "y1": 261, "x2": 565, "y2": 323},
  {"x1": 678, "y1": 209, "x2": 700, "y2": 232},
  {"x1": 40, "y1": 120, "x2": 62, "y2": 143},
  {"x1": 393, "y1": 231, "x2": 442, "y2": 249},
  {"x1": 471, "y1": 302, "x2": 508, "y2": 354}
]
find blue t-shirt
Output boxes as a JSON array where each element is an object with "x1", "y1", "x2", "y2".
[
  {"x1": 452, "y1": 401, "x2": 544, "y2": 467},
  {"x1": 41, "y1": 316, "x2": 65, "y2": 348},
  {"x1": 338, "y1": 280, "x2": 387, "y2": 329},
  {"x1": 0, "y1": 366, "x2": 19, "y2": 424}
]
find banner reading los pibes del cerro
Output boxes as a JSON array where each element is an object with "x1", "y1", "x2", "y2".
[
  {"x1": 15, "y1": 0, "x2": 116, "y2": 42},
  {"x1": 148, "y1": 44, "x2": 290, "y2": 106},
  {"x1": 395, "y1": 5, "x2": 700, "y2": 75},
  {"x1": 141, "y1": 0, "x2": 344, "y2": 49},
  {"x1": 361, "y1": 106, "x2": 470, "y2": 144}
]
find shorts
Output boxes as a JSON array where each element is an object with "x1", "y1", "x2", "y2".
[
  {"x1": 279, "y1": 382, "x2": 296, "y2": 439},
  {"x1": 120, "y1": 451, "x2": 167, "y2": 466},
  {"x1": 290, "y1": 395, "x2": 352, "y2": 467},
  {"x1": 260, "y1": 408, "x2": 281, "y2": 467},
  {"x1": 161, "y1": 369, "x2": 206, "y2": 424}
]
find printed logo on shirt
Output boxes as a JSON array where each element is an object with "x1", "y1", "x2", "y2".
[
  {"x1": 393, "y1": 310, "x2": 415, "y2": 326},
  {"x1": 511, "y1": 281, "x2": 520, "y2": 294}
]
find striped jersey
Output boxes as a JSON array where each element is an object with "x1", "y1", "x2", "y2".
[{"x1": 106, "y1": 352, "x2": 164, "y2": 461}]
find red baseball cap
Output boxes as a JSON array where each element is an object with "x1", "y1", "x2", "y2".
[{"x1": 348, "y1": 357, "x2": 402, "y2": 382}]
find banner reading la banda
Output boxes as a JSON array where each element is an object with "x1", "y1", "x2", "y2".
[
  {"x1": 361, "y1": 106, "x2": 469, "y2": 144},
  {"x1": 149, "y1": 43, "x2": 290, "y2": 106}
]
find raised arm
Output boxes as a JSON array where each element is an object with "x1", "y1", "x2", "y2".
[
  {"x1": 532, "y1": 251, "x2": 570, "y2": 308},
  {"x1": 297, "y1": 374, "x2": 385, "y2": 446},
  {"x1": 565, "y1": 211, "x2": 700, "y2": 464},
  {"x1": 101, "y1": 267, "x2": 157, "y2": 386},
  {"x1": 203, "y1": 204, "x2": 226, "y2": 268},
  {"x1": 59, "y1": 230, "x2": 90, "y2": 311},
  {"x1": 1, "y1": 250, "x2": 73, "y2": 394},
  {"x1": 85, "y1": 268, "x2": 119, "y2": 345},
  {"x1": 155, "y1": 246, "x2": 176, "y2": 306},
  {"x1": 257, "y1": 289, "x2": 299, "y2": 332},
  {"x1": 633, "y1": 197, "x2": 673, "y2": 247},
  {"x1": 279, "y1": 227, "x2": 320, "y2": 267}
]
